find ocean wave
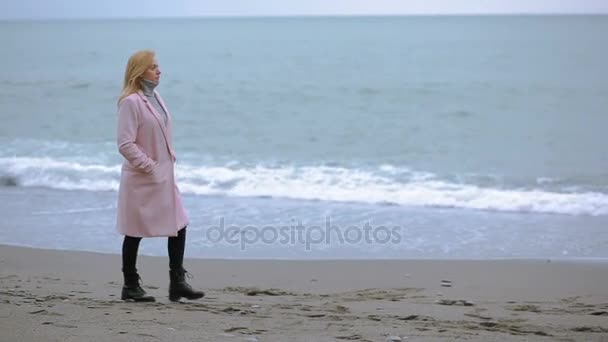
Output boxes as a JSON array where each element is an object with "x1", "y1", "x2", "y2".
[{"x1": 1, "y1": 156, "x2": 607, "y2": 216}]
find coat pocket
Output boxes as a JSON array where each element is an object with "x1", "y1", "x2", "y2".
[{"x1": 123, "y1": 162, "x2": 166, "y2": 185}]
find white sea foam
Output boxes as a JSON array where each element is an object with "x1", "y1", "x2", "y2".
[{"x1": 2, "y1": 156, "x2": 607, "y2": 216}]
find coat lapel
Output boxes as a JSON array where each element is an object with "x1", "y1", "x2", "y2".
[{"x1": 137, "y1": 91, "x2": 175, "y2": 160}]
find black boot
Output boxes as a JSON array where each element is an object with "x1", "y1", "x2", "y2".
[
  {"x1": 121, "y1": 272, "x2": 156, "y2": 302},
  {"x1": 169, "y1": 269, "x2": 205, "y2": 301}
]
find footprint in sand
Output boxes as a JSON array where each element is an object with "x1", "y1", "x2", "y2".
[
  {"x1": 41, "y1": 322, "x2": 77, "y2": 328},
  {"x1": 341, "y1": 288, "x2": 422, "y2": 302},
  {"x1": 435, "y1": 299, "x2": 474, "y2": 306},
  {"x1": 571, "y1": 326, "x2": 608, "y2": 333},
  {"x1": 28, "y1": 309, "x2": 64, "y2": 316},
  {"x1": 464, "y1": 312, "x2": 492, "y2": 320},
  {"x1": 223, "y1": 326, "x2": 267, "y2": 335},
  {"x1": 396, "y1": 314, "x2": 435, "y2": 322},
  {"x1": 222, "y1": 286, "x2": 296, "y2": 296},
  {"x1": 334, "y1": 334, "x2": 372, "y2": 341},
  {"x1": 507, "y1": 304, "x2": 541, "y2": 313},
  {"x1": 589, "y1": 311, "x2": 608, "y2": 316},
  {"x1": 440, "y1": 279, "x2": 452, "y2": 287}
]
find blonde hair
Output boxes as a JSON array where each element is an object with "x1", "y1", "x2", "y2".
[{"x1": 118, "y1": 50, "x2": 156, "y2": 105}]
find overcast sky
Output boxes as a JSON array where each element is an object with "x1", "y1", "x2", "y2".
[{"x1": 1, "y1": 0, "x2": 607, "y2": 20}]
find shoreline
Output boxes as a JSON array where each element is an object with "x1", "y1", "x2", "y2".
[
  {"x1": 2, "y1": 244, "x2": 608, "y2": 341},
  {"x1": 4, "y1": 242, "x2": 608, "y2": 263}
]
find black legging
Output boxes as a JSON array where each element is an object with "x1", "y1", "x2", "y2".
[{"x1": 122, "y1": 227, "x2": 187, "y2": 274}]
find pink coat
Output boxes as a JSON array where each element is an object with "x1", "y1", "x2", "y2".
[{"x1": 115, "y1": 90, "x2": 189, "y2": 237}]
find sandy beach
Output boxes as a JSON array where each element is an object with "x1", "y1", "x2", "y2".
[{"x1": 1, "y1": 244, "x2": 607, "y2": 342}]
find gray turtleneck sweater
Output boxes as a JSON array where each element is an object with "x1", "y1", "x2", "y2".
[{"x1": 141, "y1": 79, "x2": 168, "y2": 125}]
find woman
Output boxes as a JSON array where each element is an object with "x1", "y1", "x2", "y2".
[{"x1": 116, "y1": 50, "x2": 204, "y2": 302}]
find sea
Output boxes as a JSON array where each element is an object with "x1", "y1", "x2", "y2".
[{"x1": 1, "y1": 15, "x2": 607, "y2": 260}]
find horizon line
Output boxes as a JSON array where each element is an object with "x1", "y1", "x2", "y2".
[{"x1": 1, "y1": 12, "x2": 607, "y2": 22}]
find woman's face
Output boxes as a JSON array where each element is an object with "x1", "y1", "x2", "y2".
[{"x1": 142, "y1": 60, "x2": 161, "y2": 83}]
